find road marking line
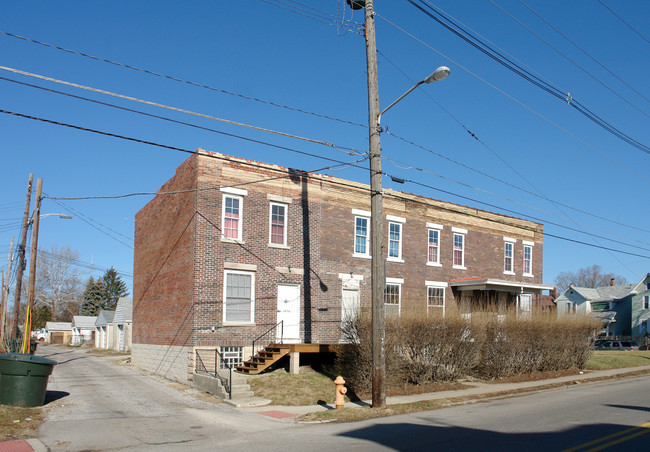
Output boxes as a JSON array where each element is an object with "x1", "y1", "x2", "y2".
[
  {"x1": 584, "y1": 425, "x2": 650, "y2": 452},
  {"x1": 562, "y1": 421, "x2": 650, "y2": 452}
]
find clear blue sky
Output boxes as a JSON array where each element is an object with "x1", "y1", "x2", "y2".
[{"x1": 1, "y1": 0, "x2": 649, "y2": 297}]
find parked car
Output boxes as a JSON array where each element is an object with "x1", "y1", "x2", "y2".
[{"x1": 594, "y1": 340, "x2": 639, "y2": 351}]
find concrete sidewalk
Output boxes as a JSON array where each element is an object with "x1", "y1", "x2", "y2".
[{"x1": 242, "y1": 364, "x2": 650, "y2": 418}]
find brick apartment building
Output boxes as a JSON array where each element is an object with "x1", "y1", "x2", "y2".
[{"x1": 132, "y1": 149, "x2": 553, "y2": 382}]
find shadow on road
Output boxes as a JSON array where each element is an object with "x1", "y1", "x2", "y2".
[
  {"x1": 337, "y1": 421, "x2": 649, "y2": 451},
  {"x1": 44, "y1": 390, "x2": 70, "y2": 404},
  {"x1": 606, "y1": 404, "x2": 650, "y2": 413}
]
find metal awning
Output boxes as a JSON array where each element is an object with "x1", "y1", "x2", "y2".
[{"x1": 449, "y1": 277, "x2": 555, "y2": 294}]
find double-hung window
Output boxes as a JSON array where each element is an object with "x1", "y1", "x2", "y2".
[
  {"x1": 523, "y1": 241, "x2": 534, "y2": 277},
  {"x1": 426, "y1": 223, "x2": 442, "y2": 266},
  {"x1": 503, "y1": 237, "x2": 515, "y2": 275},
  {"x1": 426, "y1": 281, "x2": 447, "y2": 317},
  {"x1": 644, "y1": 296, "x2": 649, "y2": 310},
  {"x1": 387, "y1": 215, "x2": 405, "y2": 262},
  {"x1": 224, "y1": 270, "x2": 254, "y2": 323},
  {"x1": 452, "y1": 227, "x2": 467, "y2": 269},
  {"x1": 269, "y1": 202, "x2": 287, "y2": 246},
  {"x1": 221, "y1": 187, "x2": 247, "y2": 242},
  {"x1": 384, "y1": 278, "x2": 403, "y2": 318},
  {"x1": 352, "y1": 209, "x2": 371, "y2": 258}
]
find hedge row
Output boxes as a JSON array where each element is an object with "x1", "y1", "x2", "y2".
[{"x1": 335, "y1": 312, "x2": 598, "y2": 393}]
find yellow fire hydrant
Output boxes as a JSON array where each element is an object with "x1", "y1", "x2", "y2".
[{"x1": 334, "y1": 376, "x2": 347, "y2": 410}]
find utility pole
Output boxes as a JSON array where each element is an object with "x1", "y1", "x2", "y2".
[
  {"x1": 10, "y1": 174, "x2": 34, "y2": 340},
  {"x1": 0, "y1": 236, "x2": 15, "y2": 344},
  {"x1": 26, "y1": 178, "x2": 43, "y2": 336},
  {"x1": 362, "y1": 0, "x2": 386, "y2": 408}
]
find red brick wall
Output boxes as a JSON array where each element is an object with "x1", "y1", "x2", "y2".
[
  {"x1": 134, "y1": 150, "x2": 546, "y2": 347},
  {"x1": 133, "y1": 156, "x2": 197, "y2": 346}
]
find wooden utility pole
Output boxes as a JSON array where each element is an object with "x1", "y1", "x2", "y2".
[
  {"x1": 0, "y1": 236, "x2": 15, "y2": 344},
  {"x1": 26, "y1": 178, "x2": 43, "y2": 336},
  {"x1": 363, "y1": 0, "x2": 386, "y2": 408},
  {"x1": 10, "y1": 174, "x2": 34, "y2": 339}
]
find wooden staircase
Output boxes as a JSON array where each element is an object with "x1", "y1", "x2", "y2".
[{"x1": 235, "y1": 344, "x2": 290, "y2": 375}]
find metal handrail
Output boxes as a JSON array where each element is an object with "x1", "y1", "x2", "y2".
[
  {"x1": 195, "y1": 348, "x2": 233, "y2": 399},
  {"x1": 214, "y1": 347, "x2": 233, "y2": 399},
  {"x1": 251, "y1": 321, "x2": 283, "y2": 361}
]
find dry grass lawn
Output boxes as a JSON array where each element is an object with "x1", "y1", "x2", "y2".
[
  {"x1": 0, "y1": 405, "x2": 45, "y2": 441},
  {"x1": 587, "y1": 350, "x2": 650, "y2": 370}
]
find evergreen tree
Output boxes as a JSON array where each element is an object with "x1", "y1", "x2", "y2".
[
  {"x1": 80, "y1": 277, "x2": 105, "y2": 316},
  {"x1": 101, "y1": 267, "x2": 129, "y2": 310},
  {"x1": 32, "y1": 305, "x2": 52, "y2": 330}
]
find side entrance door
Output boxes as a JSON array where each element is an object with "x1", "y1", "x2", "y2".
[
  {"x1": 277, "y1": 284, "x2": 300, "y2": 343},
  {"x1": 341, "y1": 289, "x2": 360, "y2": 324}
]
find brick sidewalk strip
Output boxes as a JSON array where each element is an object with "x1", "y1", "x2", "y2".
[
  {"x1": 0, "y1": 440, "x2": 33, "y2": 452},
  {"x1": 257, "y1": 410, "x2": 296, "y2": 419}
]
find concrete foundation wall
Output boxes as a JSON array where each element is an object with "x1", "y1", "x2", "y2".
[{"x1": 132, "y1": 343, "x2": 192, "y2": 383}]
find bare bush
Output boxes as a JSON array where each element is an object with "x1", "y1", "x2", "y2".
[{"x1": 337, "y1": 310, "x2": 598, "y2": 389}]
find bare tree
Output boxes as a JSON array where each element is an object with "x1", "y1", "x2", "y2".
[
  {"x1": 33, "y1": 245, "x2": 84, "y2": 321},
  {"x1": 555, "y1": 264, "x2": 628, "y2": 293}
]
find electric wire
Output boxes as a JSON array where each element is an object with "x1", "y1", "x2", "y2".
[
  {"x1": 377, "y1": 50, "x2": 645, "y2": 274},
  {"x1": 375, "y1": 11, "x2": 650, "y2": 183},
  {"x1": 407, "y1": 1, "x2": 650, "y2": 154},
  {"x1": 0, "y1": 108, "x2": 368, "y2": 172},
  {"x1": 0, "y1": 30, "x2": 366, "y2": 128},
  {"x1": 0, "y1": 65, "x2": 362, "y2": 156},
  {"x1": 376, "y1": 50, "x2": 650, "y2": 235},
  {"x1": 261, "y1": 0, "x2": 363, "y2": 34},
  {"x1": 383, "y1": 156, "x2": 650, "y2": 251},
  {"x1": 598, "y1": 0, "x2": 650, "y2": 45},
  {"x1": 0, "y1": 76, "x2": 367, "y2": 172},
  {"x1": 518, "y1": 0, "x2": 650, "y2": 105},
  {"x1": 3, "y1": 107, "x2": 648, "y2": 260}
]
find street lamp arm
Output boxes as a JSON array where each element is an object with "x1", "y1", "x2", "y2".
[
  {"x1": 378, "y1": 81, "x2": 425, "y2": 125},
  {"x1": 377, "y1": 66, "x2": 450, "y2": 126}
]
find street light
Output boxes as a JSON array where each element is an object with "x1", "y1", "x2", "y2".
[
  {"x1": 378, "y1": 66, "x2": 450, "y2": 126},
  {"x1": 367, "y1": 48, "x2": 450, "y2": 410},
  {"x1": 38, "y1": 213, "x2": 73, "y2": 221}
]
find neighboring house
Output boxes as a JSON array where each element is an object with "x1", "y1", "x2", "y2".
[
  {"x1": 71, "y1": 315, "x2": 97, "y2": 346},
  {"x1": 45, "y1": 321, "x2": 72, "y2": 344},
  {"x1": 556, "y1": 274, "x2": 650, "y2": 336},
  {"x1": 94, "y1": 309, "x2": 115, "y2": 349},
  {"x1": 133, "y1": 150, "x2": 553, "y2": 383},
  {"x1": 113, "y1": 297, "x2": 133, "y2": 352}
]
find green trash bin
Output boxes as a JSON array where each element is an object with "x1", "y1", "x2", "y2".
[{"x1": 0, "y1": 353, "x2": 57, "y2": 407}]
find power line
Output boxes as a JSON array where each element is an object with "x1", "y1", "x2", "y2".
[
  {"x1": 0, "y1": 65, "x2": 362, "y2": 156},
  {"x1": 518, "y1": 0, "x2": 650, "y2": 106},
  {"x1": 3, "y1": 106, "x2": 646, "y2": 260},
  {"x1": 406, "y1": 1, "x2": 650, "y2": 155},
  {"x1": 261, "y1": 0, "x2": 363, "y2": 35},
  {"x1": 0, "y1": 30, "x2": 366, "y2": 128},
  {"x1": 375, "y1": 11, "x2": 650, "y2": 183},
  {"x1": 598, "y1": 0, "x2": 650, "y2": 46},
  {"x1": 0, "y1": 76, "x2": 366, "y2": 165}
]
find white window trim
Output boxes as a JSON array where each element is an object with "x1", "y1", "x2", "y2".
[
  {"x1": 426, "y1": 282, "x2": 447, "y2": 316},
  {"x1": 223, "y1": 269, "x2": 255, "y2": 324},
  {"x1": 452, "y1": 232, "x2": 466, "y2": 270},
  {"x1": 352, "y1": 208, "x2": 371, "y2": 217},
  {"x1": 353, "y1": 215, "x2": 371, "y2": 259},
  {"x1": 267, "y1": 194, "x2": 292, "y2": 204},
  {"x1": 268, "y1": 202, "x2": 288, "y2": 247},
  {"x1": 386, "y1": 214, "x2": 406, "y2": 223},
  {"x1": 503, "y1": 241, "x2": 514, "y2": 275},
  {"x1": 220, "y1": 186, "x2": 248, "y2": 196},
  {"x1": 384, "y1": 279, "x2": 402, "y2": 317},
  {"x1": 427, "y1": 227, "x2": 442, "y2": 266},
  {"x1": 221, "y1": 193, "x2": 244, "y2": 242},
  {"x1": 387, "y1": 221, "x2": 404, "y2": 263},
  {"x1": 523, "y1": 244, "x2": 534, "y2": 277}
]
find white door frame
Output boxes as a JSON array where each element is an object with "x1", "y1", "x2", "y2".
[{"x1": 277, "y1": 284, "x2": 301, "y2": 343}]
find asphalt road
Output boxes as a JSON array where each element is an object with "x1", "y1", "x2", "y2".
[{"x1": 37, "y1": 345, "x2": 650, "y2": 451}]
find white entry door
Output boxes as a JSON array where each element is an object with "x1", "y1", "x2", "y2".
[
  {"x1": 277, "y1": 284, "x2": 300, "y2": 343},
  {"x1": 341, "y1": 289, "x2": 360, "y2": 324}
]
